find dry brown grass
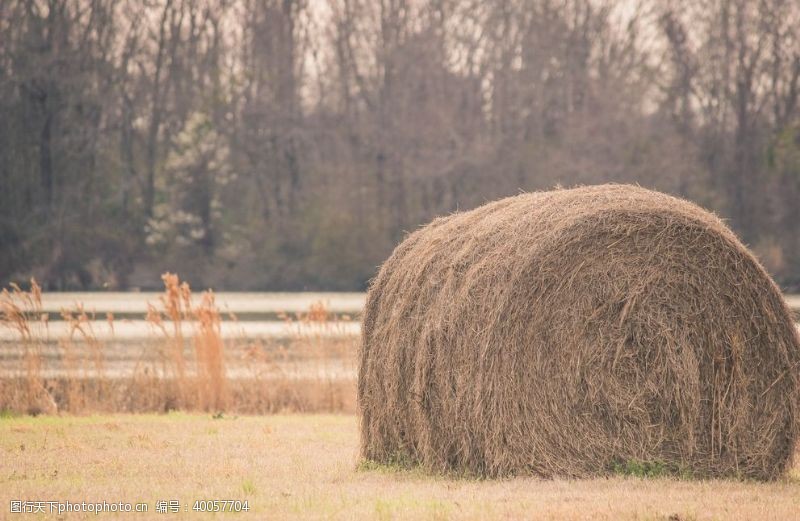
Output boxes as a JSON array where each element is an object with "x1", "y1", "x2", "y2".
[
  {"x1": 0, "y1": 280, "x2": 54, "y2": 414},
  {"x1": 360, "y1": 184, "x2": 800, "y2": 480},
  {"x1": 0, "y1": 274, "x2": 357, "y2": 415},
  {"x1": 1, "y1": 413, "x2": 799, "y2": 520}
]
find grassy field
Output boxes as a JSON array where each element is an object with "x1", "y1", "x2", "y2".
[
  {"x1": 4, "y1": 279, "x2": 800, "y2": 519},
  {"x1": 2, "y1": 414, "x2": 800, "y2": 520}
]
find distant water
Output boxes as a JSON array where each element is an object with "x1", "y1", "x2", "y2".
[
  {"x1": 0, "y1": 319, "x2": 360, "y2": 341},
  {"x1": 1, "y1": 292, "x2": 366, "y2": 341},
  {"x1": 38, "y1": 291, "x2": 366, "y2": 315}
]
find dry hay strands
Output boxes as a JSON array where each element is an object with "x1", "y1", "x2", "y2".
[{"x1": 358, "y1": 184, "x2": 800, "y2": 481}]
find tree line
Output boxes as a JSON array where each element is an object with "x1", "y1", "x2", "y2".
[{"x1": 1, "y1": 0, "x2": 799, "y2": 290}]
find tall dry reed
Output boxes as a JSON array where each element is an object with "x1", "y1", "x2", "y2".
[{"x1": 0, "y1": 274, "x2": 357, "y2": 415}]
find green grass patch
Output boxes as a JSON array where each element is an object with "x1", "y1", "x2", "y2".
[
  {"x1": 357, "y1": 457, "x2": 490, "y2": 482},
  {"x1": 612, "y1": 459, "x2": 694, "y2": 479},
  {"x1": 0, "y1": 408, "x2": 19, "y2": 419},
  {"x1": 241, "y1": 478, "x2": 257, "y2": 496}
]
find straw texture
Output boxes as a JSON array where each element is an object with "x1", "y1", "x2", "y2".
[{"x1": 359, "y1": 184, "x2": 800, "y2": 480}]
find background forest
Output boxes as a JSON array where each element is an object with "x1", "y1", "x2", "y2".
[{"x1": 1, "y1": 0, "x2": 799, "y2": 290}]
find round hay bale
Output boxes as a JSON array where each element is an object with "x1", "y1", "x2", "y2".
[{"x1": 358, "y1": 184, "x2": 800, "y2": 480}]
